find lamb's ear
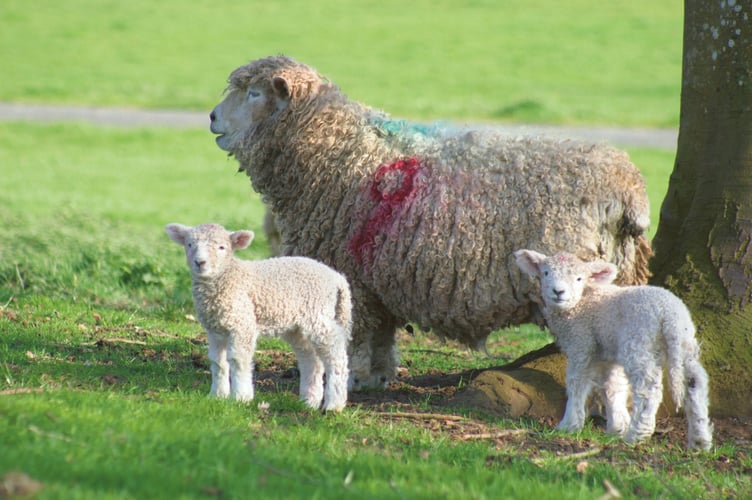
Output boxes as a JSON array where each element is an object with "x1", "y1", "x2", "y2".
[
  {"x1": 165, "y1": 223, "x2": 190, "y2": 245},
  {"x1": 272, "y1": 76, "x2": 291, "y2": 101},
  {"x1": 588, "y1": 261, "x2": 618, "y2": 285},
  {"x1": 230, "y1": 230, "x2": 254, "y2": 250},
  {"x1": 514, "y1": 249, "x2": 548, "y2": 277}
]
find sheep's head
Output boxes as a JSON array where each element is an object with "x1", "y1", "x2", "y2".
[
  {"x1": 210, "y1": 55, "x2": 330, "y2": 153},
  {"x1": 514, "y1": 250, "x2": 617, "y2": 311},
  {"x1": 165, "y1": 223, "x2": 254, "y2": 279}
]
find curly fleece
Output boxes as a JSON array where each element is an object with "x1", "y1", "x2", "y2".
[{"x1": 216, "y1": 55, "x2": 653, "y2": 387}]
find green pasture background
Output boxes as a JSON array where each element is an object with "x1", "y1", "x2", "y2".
[
  {"x1": 1, "y1": 0, "x2": 682, "y2": 126},
  {"x1": 3, "y1": 2, "x2": 738, "y2": 500}
]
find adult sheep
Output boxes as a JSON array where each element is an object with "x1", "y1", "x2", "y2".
[{"x1": 209, "y1": 55, "x2": 652, "y2": 390}]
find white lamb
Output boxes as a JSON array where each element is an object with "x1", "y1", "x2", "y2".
[
  {"x1": 166, "y1": 222, "x2": 353, "y2": 412},
  {"x1": 514, "y1": 249, "x2": 713, "y2": 450}
]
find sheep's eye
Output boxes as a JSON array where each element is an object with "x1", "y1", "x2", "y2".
[
  {"x1": 218, "y1": 245, "x2": 226, "y2": 251},
  {"x1": 247, "y1": 89, "x2": 260, "y2": 98},
  {"x1": 543, "y1": 271, "x2": 549, "y2": 276},
  {"x1": 577, "y1": 277, "x2": 583, "y2": 282}
]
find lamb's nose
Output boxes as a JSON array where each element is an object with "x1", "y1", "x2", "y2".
[
  {"x1": 209, "y1": 111, "x2": 216, "y2": 122},
  {"x1": 553, "y1": 289, "x2": 565, "y2": 298}
]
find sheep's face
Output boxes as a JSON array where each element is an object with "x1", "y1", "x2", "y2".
[
  {"x1": 514, "y1": 250, "x2": 618, "y2": 311},
  {"x1": 165, "y1": 223, "x2": 254, "y2": 280},
  {"x1": 211, "y1": 56, "x2": 330, "y2": 154},
  {"x1": 210, "y1": 84, "x2": 283, "y2": 153}
]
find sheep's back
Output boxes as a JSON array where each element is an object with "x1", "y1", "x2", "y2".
[
  {"x1": 242, "y1": 257, "x2": 348, "y2": 328},
  {"x1": 349, "y1": 135, "x2": 649, "y2": 344}
]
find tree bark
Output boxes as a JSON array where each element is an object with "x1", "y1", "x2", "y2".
[{"x1": 651, "y1": 0, "x2": 752, "y2": 417}]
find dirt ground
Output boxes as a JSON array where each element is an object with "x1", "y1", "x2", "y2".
[{"x1": 253, "y1": 350, "x2": 752, "y2": 478}]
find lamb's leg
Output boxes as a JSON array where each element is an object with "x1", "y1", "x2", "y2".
[
  {"x1": 557, "y1": 360, "x2": 595, "y2": 432},
  {"x1": 601, "y1": 364, "x2": 631, "y2": 436},
  {"x1": 227, "y1": 333, "x2": 256, "y2": 402},
  {"x1": 318, "y1": 324, "x2": 350, "y2": 412},
  {"x1": 624, "y1": 362, "x2": 662, "y2": 445},
  {"x1": 293, "y1": 341, "x2": 325, "y2": 409},
  {"x1": 683, "y1": 358, "x2": 713, "y2": 450},
  {"x1": 207, "y1": 332, "x2": 230, "y2": 398}
]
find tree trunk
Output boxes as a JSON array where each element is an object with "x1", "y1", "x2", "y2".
[
  {"x1": 454, "y1": 0, "x2": 752, "y2": 419},
  {"x1": 651, "y1": 0, "x2": 752, "y2": 418}
]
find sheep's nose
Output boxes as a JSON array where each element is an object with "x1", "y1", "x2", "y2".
[
  {"x1": 209, "y1": 110, "x2": 216, "y2": 122},
  {"x1": 194, "y1": 259, "x2": 206, "y2": 268},
  {"x1": 553, "y1": 289, "x2": 565, "y2": 298}
]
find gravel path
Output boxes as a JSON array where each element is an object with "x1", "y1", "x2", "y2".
[{"x1": 0, "y1": 102, "x2": 677, "y2": 150}]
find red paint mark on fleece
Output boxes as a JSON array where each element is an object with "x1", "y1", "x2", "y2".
[{"x1": 349, "y1": 157, "x2": 423, "y2": 266}]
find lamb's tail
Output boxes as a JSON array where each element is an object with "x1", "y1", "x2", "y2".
[
  {"x1": 664, "y1": 304, "x2": 699, "y2": 411},
  {"x1": 663, "y1": 300, "x2": 713, "y2": 449},
  {"x1": 335, "y1": 278, "x2": 353, "y2": 339}
]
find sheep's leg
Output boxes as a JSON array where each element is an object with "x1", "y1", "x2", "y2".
[
  {"x1": 227, "y1": 333, "x2": 256, "y2": 403},
  {"x1": 683, "y1": 357, "x2": 713, "y2": 450},
  {"x1": 207, "y1": 332, "x2": 230, "y2": 398},
  {"x1": 624, "y1": 362, "x2": 662, "y2": 445},
  {"x1": 601, "y1": 364, "x2": 631, "y2": 436},
  {"x1": 318, "y1": 324, "x2": 350, "y2": 412},
  {"x1": 347, "y1": 291, "x2": 400, "y2": 390},
  {"x1": 293, "y1": 340, "x2": 324, "y2": 409},
  {"x1": 558, "y1": 360, "x2": 595, "y2": 432},
  {"x1": 368, "y1": 324, "x2": 399, "y2": 389}
]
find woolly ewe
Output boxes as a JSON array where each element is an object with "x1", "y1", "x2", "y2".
[
  {"x1": 515, "y1": 249, "x2": 712, "y2": 449},
  {"x1": 209, "y1": 55, "x2": 652, "y2": 390},
  {"x1": 166, "y1": 222, "x2": 352, "y2": 412}
]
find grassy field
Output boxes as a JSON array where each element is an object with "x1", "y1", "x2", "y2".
[
  {"x1": 1, "y1": 123, "x2": 749, "y2": 499},
  {"x1": 3, "y1": 1, "x2": 750, "y2": 498},
  {"x1": 1, "y1": 0, "x2": 682, "y2": 126}
]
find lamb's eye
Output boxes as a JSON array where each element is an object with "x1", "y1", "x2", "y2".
[
  {"x1": 218, "y1": 245, "x2": 226, "y2": 251},
  {"x1": 577, "y1": 277, "x2": 583, "y2": 282},
  {"x1": 543, "y1": 271, "x2": 549, "y2": 276},
  {"x1": 247, "y1": 89, "x2": 260, "y2": 98}
]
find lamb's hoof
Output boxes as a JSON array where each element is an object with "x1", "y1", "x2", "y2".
[
  {"x1": 623, "y1": 432, "x2": 650, "y2": 446},
  {"x1": 321, "y1": 402, "x2": 346, "y2": 413},
  {"x1": 556, "y1": 421, "x2": 583, "y2": 433},
  {"x1": 233, "y1": 393, "x2": 254, "y2": 403},
  {"x1": 689, "y1": 438, "x2": 712, "y2": 451}
]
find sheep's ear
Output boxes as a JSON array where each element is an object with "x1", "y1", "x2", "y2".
[
  {"x1": 588, "y1": 262, "x2": 618, "y2": 285},
  {"x1": 272, "y1": 76, "x2": 291, "y2": 101},
  {"x1": 230, "y1": 230, "x2": 254, "y2": 250},
  {"x1": 514, "y1": 249, "x2": 548, "y2": 276},
  {"x1": 165, "y1": 223, "x2": 190, "y2": 245}
]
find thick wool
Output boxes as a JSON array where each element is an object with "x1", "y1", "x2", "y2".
[
  {"x1": 210, "y1": 55, "x2": 653, "y2": 389},
  {"x1": 166, "y1": 222, "x2": 352, "y2": 412},
  {"x1": 515, "y1": 250, "x2": 713, "y2": 450}
]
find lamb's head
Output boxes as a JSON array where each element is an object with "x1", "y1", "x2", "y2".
[
  {"x1": 210, "y1": 55, "x2": 330, "y2": 153},
  {"x1": 165, "y1": 223, "x2": 254, "y2": 279},
  {"x1": 514, "y1": 250, "x2": 618, "y2": 311}
]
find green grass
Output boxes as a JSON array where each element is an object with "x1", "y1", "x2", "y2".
[
  {"x1": 1, "y1": 0, "x2": 682, "y2": 126},
  {"x1": 2, "y1": 123, "x2": 748, "y2": 499}
]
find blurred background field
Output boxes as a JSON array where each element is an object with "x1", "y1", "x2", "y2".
[{"x1": 1, "y1": 0, "x2": 682, "y2": 126}]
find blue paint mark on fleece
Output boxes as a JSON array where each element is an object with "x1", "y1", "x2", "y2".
[{"x1": 370, "y1": 117, "x2": 450, "y2": 140}]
